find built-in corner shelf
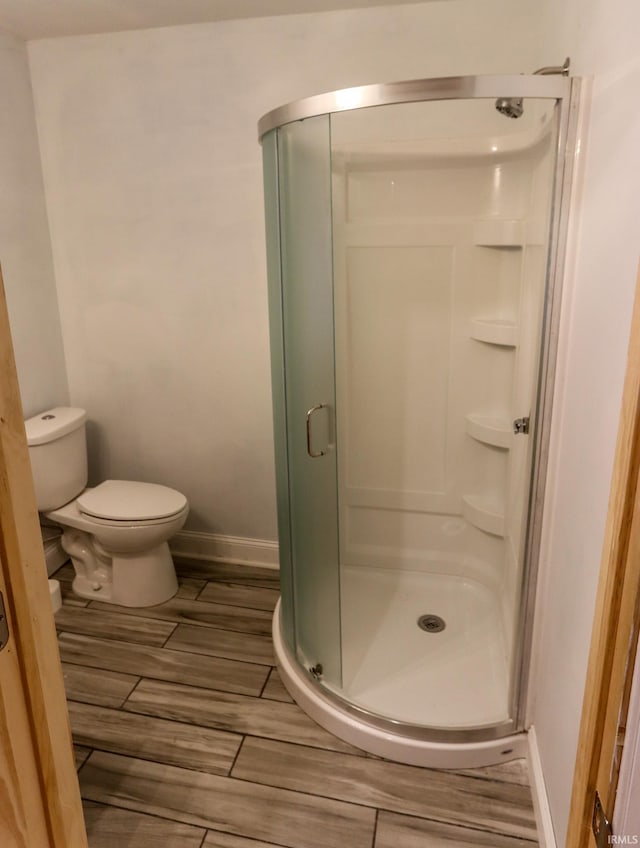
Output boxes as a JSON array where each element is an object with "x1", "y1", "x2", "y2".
[
  {"x1": 470, "y1": 318, "x2": 517, "y2": 347},
  {"x1": 465, "y1": 413, "x2": 511, "y2": 449},
  {"x1": 472, "y1": 219, "x2": 525, "y2": 247},
  {"x1": 462, "y1": 495, "x2": 505, "y2": 537}
]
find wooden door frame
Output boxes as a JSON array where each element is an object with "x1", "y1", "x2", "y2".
[
  {"x1": 0, "y1": 267, "x2": 87, "y2": 847},
  {"x1": 567, "y1": 259, "x2": 640, "y2": 847}
]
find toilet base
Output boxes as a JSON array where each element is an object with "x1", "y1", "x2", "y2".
[{"x1": 69, "y1": 540, "x2": 178, "y2": 607}]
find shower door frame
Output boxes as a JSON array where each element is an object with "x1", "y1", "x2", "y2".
[{"x1": 261, "y1": 72, "x2": 581, "y2": 744}]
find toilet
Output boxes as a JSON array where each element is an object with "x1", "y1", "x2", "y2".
[{"x1": 26, "y1": 407, "x2": 188, "y2": 607}]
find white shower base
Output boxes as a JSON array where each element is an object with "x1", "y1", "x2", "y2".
[
  {"x1": 273, "y1": 596, "x2": 526, "y2": 768},
  {"x1": 338, "y1": 565, "x2": 510, "y2": 729}
]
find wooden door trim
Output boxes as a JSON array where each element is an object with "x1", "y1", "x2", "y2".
[
  {"x1": 0, "y1": 557, "x2": 51, "y2": 847},
  {"x1": 0, "y1": 268, "x2": 87, "y2": 847},
  {"x1": 567, "y1": 260, "x2": 640, "y2": 847}
]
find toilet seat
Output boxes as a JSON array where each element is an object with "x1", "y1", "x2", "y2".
[{"x1": 77, "y1": 480, "x2": 187, "y2": 522}]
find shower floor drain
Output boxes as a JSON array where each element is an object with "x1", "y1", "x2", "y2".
[{"x1": 417, "y1": 614, "x2": 446, "y2": 633}]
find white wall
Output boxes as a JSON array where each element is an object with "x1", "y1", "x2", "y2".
[
  {"x1": 530, "y1": 0, "x2": 640, "y2": 843},
  {"x1": 27, "y1": 0, "x2": 541, "y2": 539},
  {"x1": 0, "y1": 29, "x2": 68, "y2": 416}
]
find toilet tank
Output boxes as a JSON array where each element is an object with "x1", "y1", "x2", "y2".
[{"x1": 25, "y1": 407, "x2": 88, "y2": 512}]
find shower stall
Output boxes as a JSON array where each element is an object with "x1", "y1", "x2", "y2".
[{"x1": 260, "y1": 72, "x2": 579, "y2": 767}]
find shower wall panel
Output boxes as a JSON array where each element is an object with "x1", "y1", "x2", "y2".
[
  {"x1": 333, "y1": 153, "x2": 531, "y2": 596},
  {"x1": 343, "y1": 246, "x2": 453, "y2": 499}
]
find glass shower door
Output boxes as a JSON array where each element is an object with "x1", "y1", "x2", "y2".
[
  {"x1": 330, "y1": 97, "x2": 560, "y2": 729},
  {"x1": 276, "y1": 116, "x2": 342, "y2": 687}
]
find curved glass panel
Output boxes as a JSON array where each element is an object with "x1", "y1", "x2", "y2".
[
  {"x1": 277, "y1": 116, "x2": 342, "y2": 687},
  {"x1": 262, "y1": 129, "x2": 295, "y2": 653}
]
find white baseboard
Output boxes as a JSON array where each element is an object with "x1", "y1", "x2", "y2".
[
  {"x1": 528, "y1": 725, "x2": 557, "y2": 848},
  {"x1": 170, "y1": 531, "x2": 279, "y2": 570},
  {"x1": 43, "y1": 537, "x2": 68, "y2": 577}
]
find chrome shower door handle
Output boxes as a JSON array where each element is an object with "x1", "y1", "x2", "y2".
[{"x1": 306, "y1": 404, "x2": 327, "y2": 458}]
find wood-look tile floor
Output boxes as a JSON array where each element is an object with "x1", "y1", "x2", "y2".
[{"x1": 53, "y1": 558, "x2": 539, "y2": 848}]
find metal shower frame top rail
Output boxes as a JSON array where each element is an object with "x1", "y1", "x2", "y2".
[{"x1": 258, "y1": 74, "x2": 571, "y2": 139}]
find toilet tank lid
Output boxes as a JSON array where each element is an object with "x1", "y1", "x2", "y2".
[{"x1": 25, "y1": 407, "x2": 87, "y2": 446}]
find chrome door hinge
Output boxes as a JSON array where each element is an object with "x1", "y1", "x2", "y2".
[
  {"x1": 592, "y1": 791, "x2": 613, "y2": 848},
  {"x1": 0, "y1": 592, "x2": 9, "y2": 652},
  {"x1": 513, "y1": 416, "x2": 530, "y2": 435}
]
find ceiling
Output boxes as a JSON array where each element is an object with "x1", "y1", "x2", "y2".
[{"x1": 0, "y1": 0, "x2": 429, "y2": 40}]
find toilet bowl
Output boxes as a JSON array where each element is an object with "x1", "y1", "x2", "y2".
[
  {"x1": 26, "y1": 407, "x2": 188, "y2": 607},
  {"x1": 47, "y1": 480, "x2": 188, "y2": 606}
]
